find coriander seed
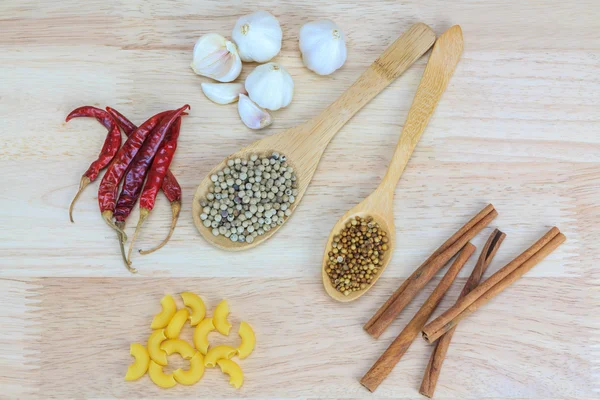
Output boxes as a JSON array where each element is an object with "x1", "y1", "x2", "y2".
[{"x1": 325, "y1": 216, "x2": 388, "y2": 295}]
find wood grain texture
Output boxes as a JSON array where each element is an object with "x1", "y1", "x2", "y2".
[{"x1": 0, "y1": 0, "x2": 598, "y2": 398}]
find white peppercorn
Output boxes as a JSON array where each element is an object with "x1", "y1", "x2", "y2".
[{"x1": 199, "y1": 152, "x2": 298, "y2": 242}]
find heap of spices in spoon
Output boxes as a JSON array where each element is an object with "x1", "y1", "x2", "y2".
[
  {"x1": 198, "y1": 152, "x2": 298, "y2": 243},
  {"x1": 325, "y1": 216, "x2": 389, "y2": 296}
]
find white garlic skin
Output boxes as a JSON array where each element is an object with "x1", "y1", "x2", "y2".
[
  {"x1": 238, "y1": 94, "x2": 273, "y2": 129},
  {"x1": 191, "y1": 33, "x2": 242, "y2": 82},
  {"x1": 201, "y1": 82, "x2": 247, "y2": 105},
  {"x1": 245, "y1": 62, "x2": 294, "y2": 111},
  {"x1": 299, "y1": 19, "x2": 347, "y2": 76},
  {"x1": 232, "y1": 11, "x2": 282, "y2": 63}
]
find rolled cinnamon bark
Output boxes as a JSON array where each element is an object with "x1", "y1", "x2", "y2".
[
  {"x1": 360, "y1": 243, "x2": 476, "y2": 392},
  {"x1": 419, "y1": 229, "x2": 505, "y2": 398},
  {"x1": 365, "y1": 205, "x2": 496, "y2": 338},
  {"x1": 422, "y1": 227, "x2": 565, "y2": 344}
]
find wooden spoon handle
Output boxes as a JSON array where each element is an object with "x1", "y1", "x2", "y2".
[
  {"x1": 301, "y1": 23, "x2": 436, "y2": 145},
  {"x1": 380, "y1": 25, "x2": 464, "y2": 190}
]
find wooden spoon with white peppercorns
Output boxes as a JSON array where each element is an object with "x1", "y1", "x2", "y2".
[
  {"x1": 193, "y1": 23, "x2": 436, "y2": 251},
  {"x1": 322, "y1": 25, "x2": 464, "y2": 302}
]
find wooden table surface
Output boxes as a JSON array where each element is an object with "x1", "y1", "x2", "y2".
[{"x1": 1, "y1": 0, "x2": 598, "y2": 398}]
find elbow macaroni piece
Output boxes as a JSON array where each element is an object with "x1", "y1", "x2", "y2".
[
  {"x1": 161, "y1": 339, "x2": 196, "y2": 360},
  {"x1": 125, "y1": 343, "x2": 150, "y2": 381},
  {"x1": 217, "y1": 359, "x2": 244, "y2": 389},
  {"x1": 236, "y1": 321, "x2": 255, "y2": 359},
  {"x1": 173, "y1": 352, "x2": 205, "y2": 385},
  {"x1": 193, "y1": 318, "x2": 215, "y2": 355},
  {"x1": 148, "y1": 360, "x2": 177, "y2": 388},
  {"x1": 181, "y1": 292, "x2": 206, "y2": 326},
  {"x1": 151, "y1": 295, "x2": 177, "y2": 329},
  {"x1": 165, "y1": 308, "x2": 189, "y2": 339},
  {"x1": 213, "y1": 300, "x2": 232, "y2": 335},
  {"x1": 147, "y1": 329, "x2": 168, "y2": 366},
  {"x1": 204, "y1": 345, "x2": 237, "y2": 368}
]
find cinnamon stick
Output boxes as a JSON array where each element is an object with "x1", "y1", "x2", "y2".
[
  {"x1": 422, "y1": 227, "x2": 565, "y2": 344},
  {"x1": 365, "y1": 205, "x2": 497, "y2": 338},
  {"x1": 419, "y1": 229, "x2": 505, "y2": 398},
  {"x1": 360, "y1": 243, "x2": 476, "y2": 392}
]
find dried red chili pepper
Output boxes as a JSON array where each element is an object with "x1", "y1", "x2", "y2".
[
  {"x1": 127, "y1": 116, "x2": 182, "y2": 262},
  {"x1": 113, "y1": 110, "x2": 172, "y2": 222},
  {"x1": 65, "y1": 106, "x2": 121, "y2": 223},
  {"x1": 107, "y1": 108, "x2": 182, "y2": 255},
  {"x1": 113, "y1": 111, "x2": 175, "y2": 270},
  {"x1": 97, "y1": 104, "x2": 190, "y2": 241}
]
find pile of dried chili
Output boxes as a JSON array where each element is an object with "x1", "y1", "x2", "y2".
[{"x1": 66, "y1": 104, "x2": 189, "y2": 272}]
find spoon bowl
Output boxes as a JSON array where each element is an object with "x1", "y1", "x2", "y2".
[
  {"x1": 321, "y1": 191, "x2": 397, "y2": 302},
  {"x1": 192, "y1": 138, "x2": 309, "y2": 251},
  {"x1": 322, "y1": 25, "x2": 465, "y2": 301},
  {"x1": 193, "y1": 23, "x2": 437, "y2": 251}
]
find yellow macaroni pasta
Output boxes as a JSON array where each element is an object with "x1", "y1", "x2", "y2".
[
  {"x1": 125, "y1": 343, "x2": 150, "y2": 381},
  {"x1": 126, "y1": 292, "x2": 256, "y2": 390},
  {"x1": 161, "y1": 339, "x2": 196, "y2": 360},
  {"x1": 147, "y1": 329, "x2": 168, "y2": 366},
  {"x1": 165, "y1": 308, "x2": 189, "y2": 339},
  {"x1": 204, "y1": 345, "x2": 236, "y2": 368},
  {"x1": 148, "y1": 360, "x2": 177, "y2": 388},
  {"x1": 173, "y1": 352, "x2": 205, "y2": 385},
  {"x1": 193, "y1": 318, "x2": 215, "y2": 355},
  {"x1": 217, "y1": 359, "x2": 244, "y2": 389},
  {"x1": 236, "y1": 321, "x2": 255, "y2": 359},
  {"x1": 181, "y1": 292, "x2": 206, "y2": 326},
  {"x1": 213, "y1": 300, "x2": 232, "y2": 335},
  {"x1": 151, "y1": 295, "x2": 177, "y2": 329}
]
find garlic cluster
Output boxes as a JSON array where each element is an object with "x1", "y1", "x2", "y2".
[
  {"x1": 194, "y1": 13, "x2": 349, "y2": 130},
  {"x1": 191, "y1": 33, "x2": 242, "y2": 82},
  {"x1": 232, "y1": 11, "x2": 282, "y2": 63},
  {"x1": 192, "y1": 10, "x2": 296, "y2": 130},
  {"x1": 245, "y1": 63, "x2": 294, "y2": 111},
  {"x1": 299, "y1": 19, "x2": 347, "y2": 75}
]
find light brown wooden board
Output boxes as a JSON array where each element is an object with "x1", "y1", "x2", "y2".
[{"x1": 0, "y1": 0, "x2": 598, "y2": 398}]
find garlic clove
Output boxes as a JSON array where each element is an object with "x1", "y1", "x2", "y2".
[
  {"x1": 238, "y1": 94, "x2": 273, "y2": 130},
  {"x1": 191, "y1": 33, "x2": 242, "y2": 82},
  {"x1": 201, "y1": 82, "x2": 247, "y2": 105},
  {"x1": 244, "y1": 62, "x2": 294, "y2": 111},
  {"x1": 232, "y1": 10, "x2": 282, "y2": 63},
  {"x1": 299, "y1": 19, "x2": 347, "y2": 76}
]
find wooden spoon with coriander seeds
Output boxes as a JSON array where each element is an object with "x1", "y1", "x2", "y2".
[
  {"x1": 193, "y1": 23, "x2": 436, "y2": 251},
  {"x1": 322, "y1": 25, "x2": 464, "y2": 302}
]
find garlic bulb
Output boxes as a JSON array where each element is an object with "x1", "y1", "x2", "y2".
[
  {"x1": 191, "y1": 33, "x2": 242, "y2": 82},
  {"x1": 245, "y1": 63, "x2": 293, "y2": 111},
  {"x1": 238, "y1": 94, "x2": 273, "y2": 130},
  {"x1": 201, "y1": 82, "x2": 247, "y2": 105},
  {"x1": 299, "y1": 19, "x2": 347, "y2": 76},
  {"x1": 232, "y1": 11, "x2": 282, "y2": 63}
]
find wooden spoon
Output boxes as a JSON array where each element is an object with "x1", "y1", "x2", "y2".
[
  {"x1": 193, "y1": 23, "x2": 436, "y2": 251},
  {"x1": 321, "y1": 25, "x2": 464, "y2": 302}
]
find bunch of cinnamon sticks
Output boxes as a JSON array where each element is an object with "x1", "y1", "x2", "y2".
[{"x1": 359, "y1": 204, "x2": 566, "y2": 397}]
